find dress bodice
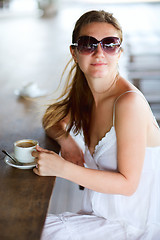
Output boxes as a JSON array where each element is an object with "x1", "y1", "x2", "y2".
[{"x1": 85, "y1": 126, "x2": 117, "y2": 171}]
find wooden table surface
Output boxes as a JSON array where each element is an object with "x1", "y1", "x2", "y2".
[{"x1": 0, "y1": 82, "x2": 59, "y2": 240}]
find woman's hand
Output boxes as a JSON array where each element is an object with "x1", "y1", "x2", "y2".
[
  {"x1": 45, "y1": 124, "x2": 84, "y2": 167},
  {"x1": 46, "y1": 120, "x2": 84, "y2": 166},
  {"x1": 33, "y1": 145, "x2": 66, "y2": 177},
  {"x1": 60, "y1": 135, "x2": 85, "y2": 167}
]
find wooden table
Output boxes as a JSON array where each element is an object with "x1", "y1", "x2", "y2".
[{"x1": 0, "y1": 82, "x2": 59, "y2": 240}]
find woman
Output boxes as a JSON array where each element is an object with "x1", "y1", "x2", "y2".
[{"x1": 33, "y1": 10, "x2": 160, "y2": 239}]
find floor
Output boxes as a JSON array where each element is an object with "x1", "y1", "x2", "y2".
[{"x1": 0, "y1": 0, "x2": 160, "y2": 214}]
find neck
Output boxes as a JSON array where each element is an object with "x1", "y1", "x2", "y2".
[{"x1": 91, "y1": 73, "x2": 119, "y2": 107}]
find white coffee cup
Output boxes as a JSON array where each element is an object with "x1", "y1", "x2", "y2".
[{"x1": 14, "y1": 139, "x2": 38, "y2": 163}]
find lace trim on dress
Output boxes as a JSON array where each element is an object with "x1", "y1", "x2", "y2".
[
  {"x1": 86, "y1": 126, "x2": 116, "y2": 158},
  {"x1": 94, "y1": 126, "x2": 115, "y2": 153}
]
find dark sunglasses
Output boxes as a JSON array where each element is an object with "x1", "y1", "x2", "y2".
[{"x1": 71, "y1": 36, "x2": 121, "y2": 55}]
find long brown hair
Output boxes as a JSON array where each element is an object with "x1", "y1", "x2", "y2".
[{"x1": 43, "y1": 10, "x2": 123, "y2": 145}]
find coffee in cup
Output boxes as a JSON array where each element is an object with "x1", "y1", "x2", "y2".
[{"x1": 14, "y1": 139, "x2": 38, "y2": 163}]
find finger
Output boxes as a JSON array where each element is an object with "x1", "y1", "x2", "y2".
[
  {"x1": 36, "y1": 145, "x2": 44, "y2": 152},
  {"x1": 32, "y1": 150, "x2": 38, "y2": 157},
  {"x1": 36, "y1": 145, "x2": 53, "y2": 154},
  {"x1": 81, "y1": 152, "x2": 85, "y2": 163},
  {"x1": 33, "y1": 167, "x2": 40, "y2": 176},
  {"x1": 78, "y1": 161, "x2": 84, "y2": 167}
]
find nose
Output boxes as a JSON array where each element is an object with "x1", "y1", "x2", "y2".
[{"x1": 94, "y1": 43, "x2": 105, "y2": 57}]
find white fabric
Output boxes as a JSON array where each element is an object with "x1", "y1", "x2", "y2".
[{"x1": 41, "y1": 92, "x2": 160, "y2": 240}]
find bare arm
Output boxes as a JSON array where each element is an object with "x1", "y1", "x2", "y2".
[
  {"x1": 45, "y1": 117, "x2": 84, "y2": 167},
  {"x1": 34, "y1": 94, "x2": 148, "y2": 196},
  {"x1": 45, "y1": 116, "x2": 69, "y2": 144}
]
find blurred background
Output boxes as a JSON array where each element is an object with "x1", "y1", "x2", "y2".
[{"x1": 0, "y1": 0, "x2": 160, "y2": 213}]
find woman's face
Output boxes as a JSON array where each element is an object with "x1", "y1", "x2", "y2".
[{"x1": 70, "y1": 22, "x2": 122, "y2": 93}]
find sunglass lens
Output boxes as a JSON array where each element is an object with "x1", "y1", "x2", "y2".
[
  {"x1": 77, "y1": 36, "x2": 97, "y2": 54},
  {"x1": 102, "y1": 37, "x2": 121, "y2": 54},
  {"x1": 103, "y1": 37, "x2": 119, "y2": 44}
]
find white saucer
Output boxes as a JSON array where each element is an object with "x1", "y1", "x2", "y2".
[{"x1": 4, "y1": 153, "x2": 36, "y2": 170}]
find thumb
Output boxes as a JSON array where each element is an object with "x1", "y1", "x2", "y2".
[
  {"x1": 36, "y1": 145, "x2": 51, "y2": 153},
  {"x1": 36, "y1": 145, "x2": 43, "y2": 152},
  {"x1": 36, "y1": 145, "x2": 48, "y2": 152}
]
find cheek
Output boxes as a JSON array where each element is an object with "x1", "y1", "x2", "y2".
[
  {"x1": 77, "y1": 56, "x2": 88, "y2": 72},
  {"x1": 107, "y1": 55, "x2": 119, "y2": 67}
]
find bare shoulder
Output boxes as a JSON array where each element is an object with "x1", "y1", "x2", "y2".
[
  {"x1": 115, "y1": 91, "x2": 149, "y2": 112},
  {"x1": 114, "y1": 91, "x2": 150, "y2": 129},
  {"x1": 114, "y1": 77, "x2": 149, "y2": 115}
]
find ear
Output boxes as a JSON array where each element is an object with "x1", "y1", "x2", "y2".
[{"x1": 70, "y1": 46, "x2": 78, "y2": 63}]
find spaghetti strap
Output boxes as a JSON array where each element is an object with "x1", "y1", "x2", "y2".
[
  {"x1": 113, "y1": 90, "x2": 159, "y2": 129},
  {"x1": 113, "y1": 90, "x2": 139, "y2": 125}
]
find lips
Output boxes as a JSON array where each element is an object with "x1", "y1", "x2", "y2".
[{"x1": 91, "y1": 63, "x2": 107, "y2": 66}]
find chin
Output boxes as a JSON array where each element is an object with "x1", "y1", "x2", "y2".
[{"x1": 92, "y1": 70, "x2": 107, "y2": 77}]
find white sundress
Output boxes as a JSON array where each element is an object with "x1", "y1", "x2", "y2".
[{"x1": 41, "y1": 91, "x2": 160, "y2": 240}]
